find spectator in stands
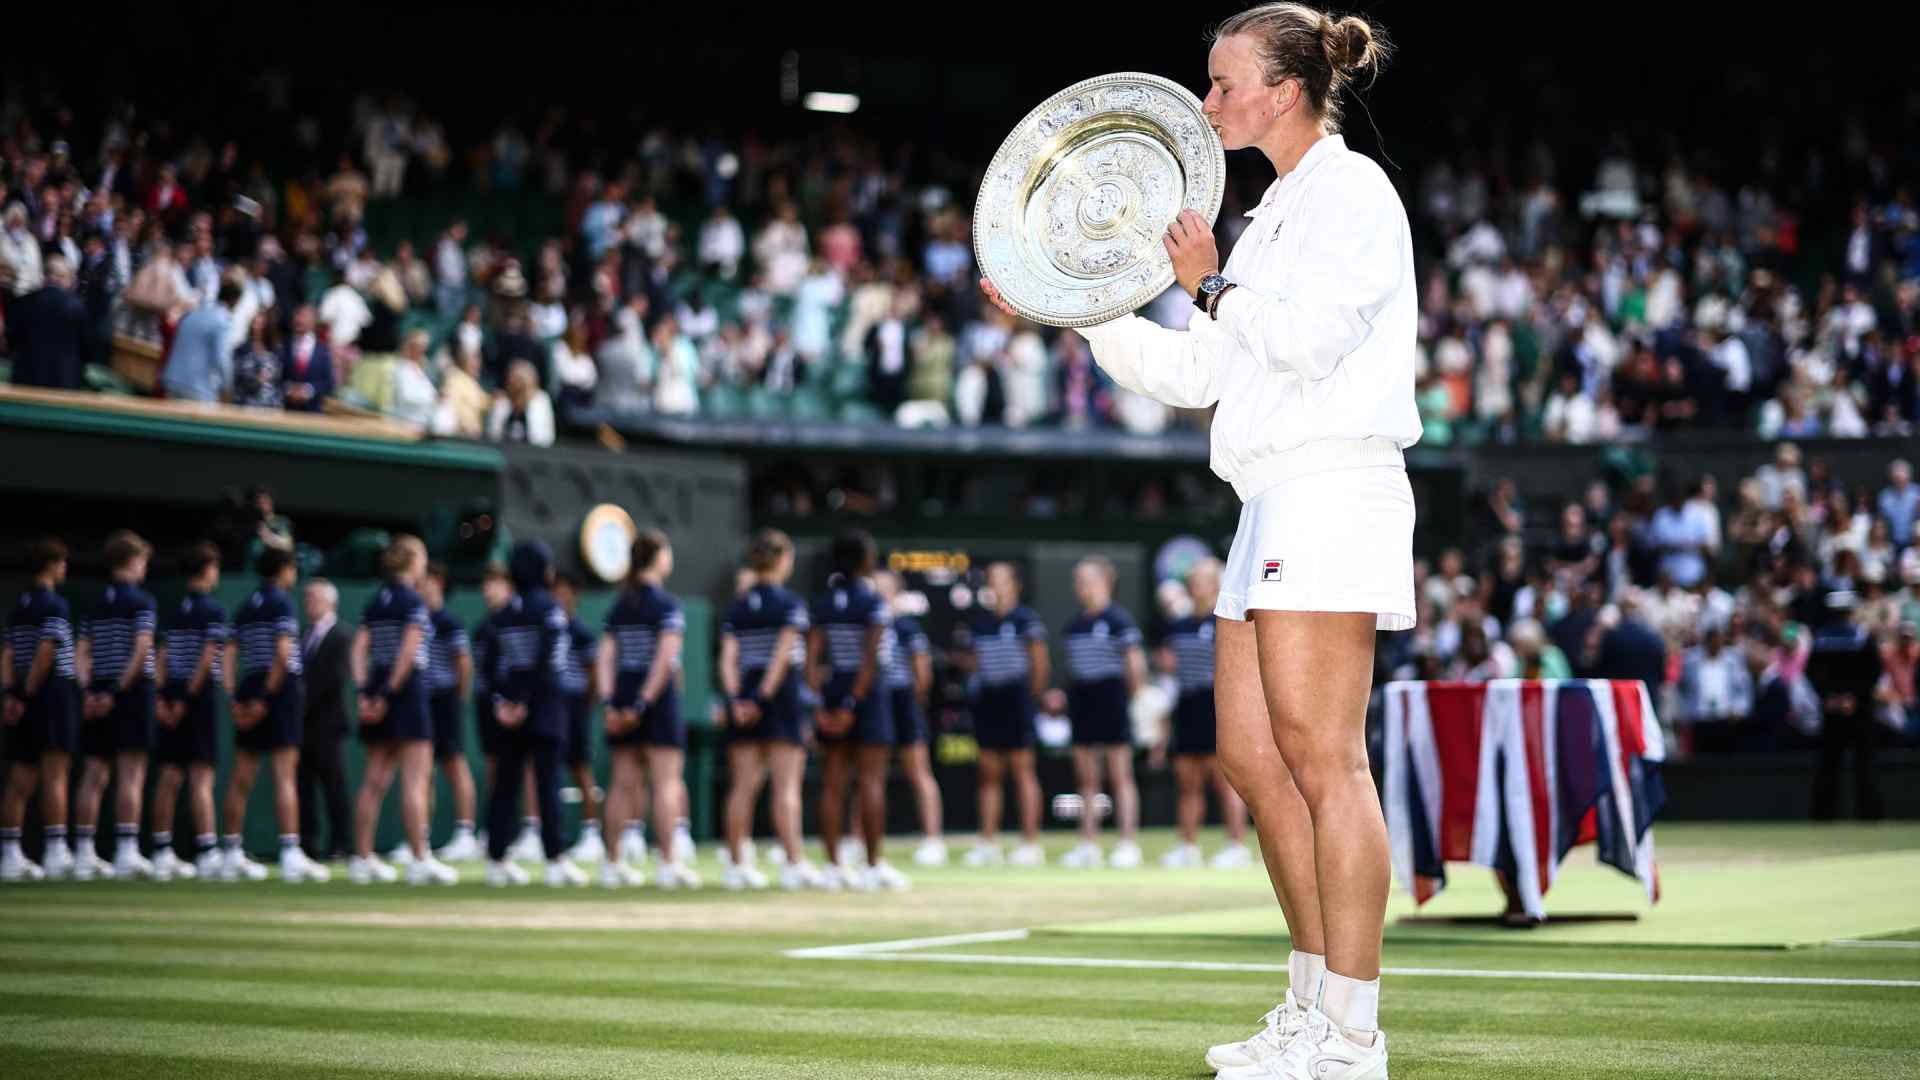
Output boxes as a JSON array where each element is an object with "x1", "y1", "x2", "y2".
[
  {"x1": 1678, "y1": 626, "x2": 1754, "y2": 752},
  {"x1": 595, "y1": 293, "x2": 653, "y2": 414},
  {"x1": 163, "y1": 278, "x2": 242, "y2": 402},
  {"x1": 862, "y1": 294, "x2": 912, "y2": 416},
  {"x1": 432, "y1": 342, "x2": 489, "y2": 438},
  {"x1": 650, "y1": 314, "x2": 700, "y2": 418},
  {"x1": 1878, "y1": 459, "x2": 1918, "y2": 549},
  {"x1": 279, "y1": 304, "x2": 334, "y2": 412},
  {"x1": 1509, "y1": 618, "x2": 1572, "y2": 679},
  {"x1": 488, "y1": 360, "x2": 555, "y2": 446},
  {"x1": 1591, "y1": 592, "x2": 1669, "y2": 692},
  {"x1": 488, "y1": 312, "x2": 545, "y2": 388},
  {"x1": 326, "y1": 154, "x2": 370, "y2": 226},
  {"x1": 8, "y1": 254, "x2": 86, "y2": 390},
  {"x1": 389, "y1": 330, "x2": 438, "y2": 429},
  {"x1": 753, "y1": 200, "x2": 807, "y2": 295},
  {"x1": 230, "y1": 311, "x2": 284, "y2": 409},
  {"x1": 318, "y1": 274, "x2": 371, "y2": 356},
  {"x1": 433, "y1": 221, "x2": 468, "y2": 318},
  {"x1": 1648, "y1": 480, "x2": 1713, "y2": 589},
  {"x1": 1807, "y1": 591, "x2": 1884, "y2": 819},
  {"x1": 0, "y1": 204, "x2": 42, "y2": 298},
  {"x1": 549, "y1": 321, "x2": 598, "y2": 411},
  {"x1": 698, "y1": 202, "x2": 745, "y2": 282}
]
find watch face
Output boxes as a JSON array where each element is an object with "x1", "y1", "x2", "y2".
[{"x1": 579, "y1": 504, "x2": 637, "y2": 583}]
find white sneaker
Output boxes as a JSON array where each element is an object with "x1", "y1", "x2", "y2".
[
  {"x1": 367, "y1": 855, "x2": 400, "y2": 883},
  {"x1": 1059, "y1": 841, "x2": 1105, "y2": 869},
  {"x1": 1161, "y1": 842, "x2": 1203, "y2": 869},
  {"x1": 912, "y1": 839, "x2": 948, "y2": 867},
  {"x1": 779, "y1": 861, "x2": 827, "y2": 891},
  {"x1": 347, "y1": 856, "x2": 380, "y2": 885},
  {"x1": 763, "y1": 844, "x2": 788, "y2": 867},
  {"x1": 1109, "y1": 840, "x2": 1143, "y2": 869},
  {"x1": 113, "y1": 847, "x2": 154, "y2": 880},
  {"x1": 544, "y1": 857, "x2": 589, "y2": 887},
  {"x1": 962, "y1": 842, "x2": 1003, "y2": 868},
  {"x1": 655, "y1": 860, "x2": 702, "y2": 890},
  {"x1": 672, "y1": 823, "x2": 696, "y2": 864},
  {"x1": 1205, "y1": 989, "x2": 1312, "y2": 1072},
  {"x1": 721, "y1": 863, "x2": 770, "y2": 891},
  {"x1": 1210, "y1": 841, "x2": 1255, "y2": 870},
  {"x1": 0, "y1": 850, "x2": 44, "y2": 882},
  {"x1": 1008, "y1": 842, "x2": 1046, "y2": 868},
  {"x1": 1216, "y1": 1008, "x2": 1387, "y2": 1080},
  {"x1": 506, "y1": 826, "x2": 545, "y2": 862},
  {"x1": 836, "y1": 836, "x2": 868, "y2": 869},
  {"x1": 73, "y1": 847, "x2": 113, "y2": 881},
  {"x1": 41, "y1": 843, "x2": 73, "y2": 880},
  {"x1": 282, "y1": 849, "x2": 333, "y2": 883},
  {"x1": 599, "y1": 860, "x2": 645, "y2": 888},
  {"x1": 566, "y1": 828, "x2": 606, "y2": 863},
  {"x1": 819, "y1": 862, "x2": 853, "y2": 892},
  {"x1": 434, "y1": 833, "x2": 484, "y2": 863},
  {"x1": 867, "y1": 859, "x2": 912, "y2": 892},
  {"x1": 218, "y1": 850, "x2": 268, "y2": 882},
  {"x1": 192, "y1": 849, "x2": 221, "y2": 880},
  {"x1": 622, "y1": 829, "x2": 649, "y2": 868},
  {"x1": 151, "y1": 848, "x2": 192, "y2": 882},
  {"x1": 407, "y1": 856, "x2": 458, "y2": 886},
  {"x1": 385, "y1": 843, "x2": 416, "y2": 867},
  {"x1": 484, "y1": 859, "x2": 530, "y2": 887}
]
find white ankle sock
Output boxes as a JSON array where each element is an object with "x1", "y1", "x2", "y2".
[
  {"x1": 1321, "y1": 968, "x2": 1380, "y2": 1044},
  {"x1": 1289, "y1": 950, "x2": 1327, "y2": 1007}
]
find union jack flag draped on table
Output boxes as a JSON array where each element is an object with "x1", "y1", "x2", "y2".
[{"x1": 1382, "y1": 679, "x2": 1666, "y2": 921}]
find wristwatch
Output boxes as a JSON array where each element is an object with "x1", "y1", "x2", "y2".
[{"x1": 1192, "y1": 273, "x2": 1230, "y2": 311}]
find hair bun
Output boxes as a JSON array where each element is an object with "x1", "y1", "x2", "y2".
[{"x1": 1326, "y1": 15, "x2": 1375, "y2": 75}]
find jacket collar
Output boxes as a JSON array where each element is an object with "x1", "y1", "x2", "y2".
[{"x1": 1245, "y1": 133, "x2": 1346, "y2": 218}]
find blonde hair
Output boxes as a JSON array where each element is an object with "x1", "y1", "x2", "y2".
[
  {"x1": 1210, "y1": 3, "x2": 1393, "y2": 134},
  {"x1": 383, "y1": 534, "x2": 428, "y2": 579}
]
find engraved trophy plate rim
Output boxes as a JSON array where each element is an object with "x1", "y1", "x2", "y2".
[{"x1": 973, "y1": 70, "x2": 1226, "y2": 329}]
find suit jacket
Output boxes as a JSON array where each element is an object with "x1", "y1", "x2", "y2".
[
  {"x1": 278, "y1": 337, "x2": 335, "y2": 412},
  {"x1": 9, "y1": 285, "x2": 87, "y2": 390},
  {"x1": 302, "y1": 621, "x2": 352, "y2": 741}
]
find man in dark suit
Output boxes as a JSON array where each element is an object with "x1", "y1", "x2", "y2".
[
  {"x1": 1807, "y1": 591, "x2": 1885, "y2": 821},
  {"x1": 297, "y1": 578, "x2": 353, "y2": 860},
  {"x1": 1591, "y1": 592, "x2": 1668, "y2": 692},
  {"x1": 279, "y1": 303, "x2": 334, "y2": 412},
  {"x1": 8, "y1": 254, "x2": 87, "y2": 390}
]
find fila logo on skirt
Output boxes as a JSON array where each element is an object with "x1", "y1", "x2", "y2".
[{"x1": 1261, "y1": 560, "x2": 1284, "y2": 582}]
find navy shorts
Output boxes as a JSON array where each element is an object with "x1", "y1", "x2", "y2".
[
  {"x1": 476, "y1": 693, "x2": 502, "y2": 757},
  {"x1": 83, "y1": 678, "x2": 156, "y2": 758},
  {"x1": 565, "y1": 694, "x2": 594, "y2": 766},
  {"x1": 819, "y1": 673, "x2": 894, "y2": 747},
  {"x1": 3, "y1": 679, "x2": 79, "y2": 764},
  {"x1": 155, "y1": 681, "x2": 220, "y2": 766},
  {"x1": 430, "y1": 692, "x2": 465, "y2": 760},
  {"x1": 971, "y1": 683, "x2": 1035, "y2": 752},
  {"x1": 728, "y1": 669, "x2": 805, "y2": 746},
  {"x1": 234, "y1": 673, "x2": 304, "y2": 753},
  {"x1": 609, "y1": 673, "x2": 685, "y2": 749},
  {"x1": 362, "y1": 674, "x2": 431, "y2": 745},
  {"x1": 1069, "y1": 677, "x2": 1132, "y2": 747},
  {"x1": 1172, "y1": 689, "x2": 1217, "y2": 756},
  {"x1": 890, "y1": 687, "x2": 927, "y2": 746}
]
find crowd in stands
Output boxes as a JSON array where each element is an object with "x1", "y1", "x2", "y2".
[{"x1": 2, "y1": 85, "x2": 1916, "y2": 446}]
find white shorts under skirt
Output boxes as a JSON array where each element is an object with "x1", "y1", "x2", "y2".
[{"x1": 1215, "y1": 463, "x2": 1417, "y2": 631}]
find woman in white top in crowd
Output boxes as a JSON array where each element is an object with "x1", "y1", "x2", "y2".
[
  {"x1": 986, "y1": 6, "x2": 1416, "y2": 1077},
  {"x1": 487, "y1": 360, "x2": 556, "y2": 446},
  {"x1": 390, "y1": 330, "x2": 439, "y2": 430}
]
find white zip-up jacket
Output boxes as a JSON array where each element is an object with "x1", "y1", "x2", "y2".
[{"x1": 1078, "y1": 133, "x2": 1421, "y2": 502}]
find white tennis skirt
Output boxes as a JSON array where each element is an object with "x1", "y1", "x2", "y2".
[{"x1": 1215, "y1": 461, "x2": 1417, "y2": 631}]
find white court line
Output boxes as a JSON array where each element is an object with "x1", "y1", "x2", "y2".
[
  {"x1": 1831, "y1": 939, "x2": 1920, "y2": 951},
  {"x1": 783, "y1": 931, "x2": 1920, "y2": 989}
]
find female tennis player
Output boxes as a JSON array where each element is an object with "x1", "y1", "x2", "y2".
[{"x1": 985, "y1": 6, "x2": 1413, "y2": 1077}]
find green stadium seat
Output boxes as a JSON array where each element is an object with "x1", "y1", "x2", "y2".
[
  {"x1": 744, "y1": 386, "x2": 783, "y2": 421},
  {"x1": 701, "y1": 384, "x2": 745, "y2": 420},
  {"x1": 785, "y1": 386, "x2": 833, "y2": 422},
  {"x1": 836, "y1": 400, "x2": 885, "y2": 425}
]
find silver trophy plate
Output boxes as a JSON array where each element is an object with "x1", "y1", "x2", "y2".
[{"x1": 973, "y1": 71, "x2": 1225, "y2": 328}]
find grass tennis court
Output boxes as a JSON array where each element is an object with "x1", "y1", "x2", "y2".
[{"x1": 2, "y1": 823, "x2": 1917, "y2": 1079}]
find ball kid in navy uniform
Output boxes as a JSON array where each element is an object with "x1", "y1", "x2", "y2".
[
  {"x1": 874, "y1": 569, "x2": 946, "y2": 867},
  {"x1": 0, "y1": 538, "x2": 80, "y2": 882},
  {"x1": 74, "y1": 531, "x2": 159, "y2": 880},
  {"x1": 806, "y1": 530, "x2": 906, "y2": 891},
  {"x1": 469, "y1": 564, "x2": 516, "y2": 854},
  {"x1": 421, "y1": 561, "x2": 480, "y2": 862},
  {"x1": 1156, "y1": 558, "x2": 1250, "y2": 870},
  {"x1": 349, "y1": 535, "x2": 454, "y2": 885},
  {"x1": 598, "y1": 529, "x2": 698, "y2": 889},
  {"x1": 718, "y1": 529, "x2": 823, "y2": 889},
  {"x1": 224, "y1": 548, "x2": 328, "y2": 883},
  {"x1": 482, "y1": 541, "x2": 586, "y2": 887},
  {"x1": 958, "y1": 561, "x2": 1048, "y2": 868},
  {"x1": 150, "y1": 543, "x2": 228, "y2": 881},
  {"x1": 1058, "y1": 555, "x2": 1149, "y2": 870},
  {"x1": 552, "y1": 573, "x2": 607, "y2": 864}
]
